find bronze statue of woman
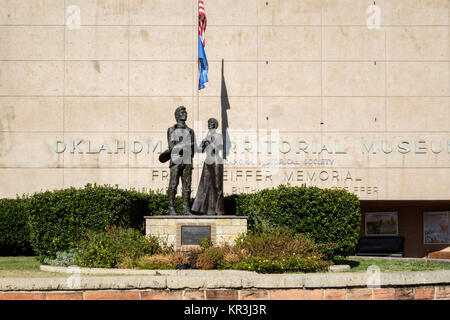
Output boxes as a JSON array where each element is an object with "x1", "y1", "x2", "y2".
[{"x1": 191, "y1": 118, "x2": 225, "y2": 215}]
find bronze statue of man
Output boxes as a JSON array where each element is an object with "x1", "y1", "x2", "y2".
[{"x1": 166, "y1": 106, "x2": 196, "y2": 215}]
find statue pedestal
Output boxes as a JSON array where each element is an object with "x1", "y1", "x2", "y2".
[{"x1": 144, "y1": 216, "x2": 248, "y2": 251}]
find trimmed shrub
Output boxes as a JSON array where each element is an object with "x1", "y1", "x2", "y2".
[
  {"x1": 198, "y1": 237, "x2": 213, "y2": 251},
  {"x1": 75, "y1": 225, "x2": 159, "y2": 268},
  {"x1": 225, "y1": 228, "x2": 331, "y2": 273},
  {"x1": 171, "y1": 251, "x2": 191, "y2": 266},
  {"x1": 147, "y1": 190, "x2": 183, "y2": 216},
  {"x1": 3, "y1": 183, "x2": 360, "y2": 262},
  {"x1": 0, "y1": 197, "x2": 33, "y2": 255},
  {"x1": 27, "y1": 184, "x2": 151, "y2": 259},
  {"x1": 196, "y1": 247, "x2": 224, "y2": 270},
  {"x1": 196, "y1": 252, "x2": 216, "y2": 270},
  {"x1": 232, "y1": 255, "x2": 329, "y2": 273},
  {"x1": 223, "y1": 194, "x2": 238, "y2": 215},
  {"x1": 135, "y1": 254, "x2": 178, "y2": 270},
  {"x1": 1, "y1": 184, "x2": 191, "y2": 259},
  {"x1": 134, "y1": 251, "x2": 190, "y2": 270},
  {"x1": 235, "y1": 185, "x2": 361, "y2": 259}
]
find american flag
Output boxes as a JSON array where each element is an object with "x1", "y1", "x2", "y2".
[
  {"x1": 198, "y1": 0, "x2": 207, "y2": 46},
  {"x1": 198, "y1": 0, "x2": 208, "y2": 90}
]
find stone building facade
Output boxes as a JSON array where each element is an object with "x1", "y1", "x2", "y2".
[{"x1": 0, "y1": 0, "x2": 449, "y2": 257}]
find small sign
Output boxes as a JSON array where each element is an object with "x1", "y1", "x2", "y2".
[{"x1": 181, "y1": 225, "x2": 211, "y2": 245}]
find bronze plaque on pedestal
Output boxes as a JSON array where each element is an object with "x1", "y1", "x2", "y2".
[{"x1": 181, "y1": 225, "x2": 211, "y2": 245}]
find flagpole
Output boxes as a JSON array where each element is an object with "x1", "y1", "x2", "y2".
[
  {"x1": 195, "y1": 0, "x2": 200, "y2": 185},
  {"x1": 196, "y1": 0, "x2": 200, "y2": 135}
]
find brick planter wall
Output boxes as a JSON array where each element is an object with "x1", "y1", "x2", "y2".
[
  {"x1": 2, "y1": 268, "x2": 449, "y2": 300},
  {"x1": 0, "y1": 286, "x2": 449, "y2": 300}
]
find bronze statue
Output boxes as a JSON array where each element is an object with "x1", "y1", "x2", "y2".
[
  {"x1": 191, "y1": 118, "x2": 225, "y2": 215},
  {"x1": 164, "y1": 106, "x2": 196, "y2": 215}
]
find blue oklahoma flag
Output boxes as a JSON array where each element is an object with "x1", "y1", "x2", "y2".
[{"x1": 198, "y1": 35, "x2": 208, "y2": 90}]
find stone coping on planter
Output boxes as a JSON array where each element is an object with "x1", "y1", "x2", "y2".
[
  {"x1": 39, "y1": 265, "x2": 255, "y2": 276},
  {"x1": 0, "y1": 265, "x2": 443, "y2": 292}
]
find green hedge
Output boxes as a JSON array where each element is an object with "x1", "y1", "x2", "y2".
[
  {"x1": 27, "y1": 184, "x2": 153, "y2": 260},
  {"x1": 235, "y1": 185, "x2": 361, "y2": 259},
  {"x1": 0, "y1": 197, "x2": 33, "y2": 255},
  {"x1": 1, "y1": 184, "x2": 361, "y2": 261},
  {"x1": 147, "y1": 191, "x2": 183, "y2": 216}
]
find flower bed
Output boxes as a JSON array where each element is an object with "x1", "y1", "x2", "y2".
[{"x1": 44, "y1": 226, "x2": 332, "y2": 274}]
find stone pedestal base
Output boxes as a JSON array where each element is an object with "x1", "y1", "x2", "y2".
[{"x1": 144, "y1": 216, "x2": 248, "y2": 251}]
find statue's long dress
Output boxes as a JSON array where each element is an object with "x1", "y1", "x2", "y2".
[{"x1": 191, "y1": 132, "x2": 225, "y2": 215}]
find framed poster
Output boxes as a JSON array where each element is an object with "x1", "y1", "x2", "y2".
[
  {"x1": 365, "y1": 212, "x2": 398, "y2": 236},
  {"x1": 424, "y1": 211, "x2": 450, "y2": 244}
]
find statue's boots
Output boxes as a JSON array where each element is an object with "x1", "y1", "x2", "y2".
[
  {"x1": 167, "y1": 189, "x2": 177, "y2": 215},
  {"x1": 182, "y1": 191, "x2": 194, "y2": 216}
]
